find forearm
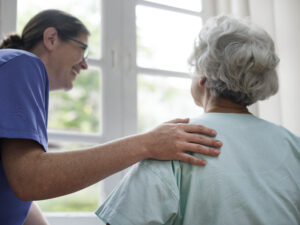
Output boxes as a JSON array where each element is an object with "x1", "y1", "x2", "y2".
[
  {"x1": 2, "y1": 119, "x2": 221, "y2": 201},
  {"x1": 33, "y1": 134, "x2": 148, "y2": 199},
  {"x1": 3, "y1": 134, "x2": 148, "y2": 201}
]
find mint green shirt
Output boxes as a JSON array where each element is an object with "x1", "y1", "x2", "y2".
[{"x1": 96, "y1": 113, "x2": 300, "y2": 225}]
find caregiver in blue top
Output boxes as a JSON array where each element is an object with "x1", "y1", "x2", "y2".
[{"x1": 0, "y1": 9, "x2": 221, "y2": 225}]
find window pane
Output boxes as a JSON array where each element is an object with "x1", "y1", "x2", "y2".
[
  {"x1": 17, "y1": 0, "x2": 101, "y2": 59},
  {"x1": 145, "y1": 0, "x2": 202, "y2": 11},
  {"x1": 37, "y1": 142, "x2": 99, "y2": 212},
  {"x1": 49, "y1": 69, "x2": 102, "y2": 133},
  {"x1": 138, "y1": 74, "x2": 203, "y2": 132},
  {"x1": 136, "y1": 5, "x2": 202, "y2": 72}
]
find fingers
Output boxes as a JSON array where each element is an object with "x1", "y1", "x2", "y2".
[
  {"x1": 145, "y1": 121, "x2": 222, "y2": 166},
  {"x1": 177, "y1": 153, "x2": 206, "y2": 166},
  {"x1": 181, "y1": 124, "x2": 217, "y2": 137},
  {"x1": 165, "y1": 118, "x2": 189, "y2": 124},
  {"x1": 184, "y1": 132, "x2": 222, "y2": 149},
  {"x1": 181, "y1": 142, "x2": 220, "y2": 157}
]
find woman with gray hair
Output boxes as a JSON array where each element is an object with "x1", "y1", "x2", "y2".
[
  {"x1": 95, "y1": 15, "x2": 300, "y2": 225},
  {"x1": 190, "y1": 15, "x2": 279, "y2": 107}
]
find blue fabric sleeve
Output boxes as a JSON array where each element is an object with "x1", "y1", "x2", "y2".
[{"x1": 0, "y1": 53, "x2": 49, "y2": 151}]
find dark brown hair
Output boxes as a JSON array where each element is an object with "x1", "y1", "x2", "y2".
[{"x1": 0, "y1": 9, "x2": 90, "y2": 51}]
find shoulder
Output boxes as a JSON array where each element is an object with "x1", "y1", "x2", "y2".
[
  {"x1": 0, "y1": 49, "x2": 46, "y2": 74},
  {"x1": 0, "y1": 49, "x2": 48, "y2": 84},
  {"x1": 133, "y1": 159, "x2": 181, "y2": 197},
  {"x1": 0, "y1": 49, "x2": 40, "y2": 64},
  {"x1": 139, "y1": 159, "x2": 180, "y2": 178},
  {"x1": 190, "y1": 113, "x2": 281, "y2": 131},
  {"x1": 276, "y1": 125, "x2": 300, "y2": 146},
  {"x1": 96, "y1": 160, "x2": 180, "y2": 225},
  {"x1": 252, "y1": 116, "x2": 300, "y2": 139}
]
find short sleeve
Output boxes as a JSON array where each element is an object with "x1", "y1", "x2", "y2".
[
  {"x1": 95, "y1": 160, "x2": 180, "y2": 225},
  {"x1": 0, "y1": 53, "x2": 49, "y2": 151}
]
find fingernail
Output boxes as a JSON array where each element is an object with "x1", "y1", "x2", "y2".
[
  {"x1": 216, "y1": 141, "x2": 222, "y2": 147},
  {"x1": 213, "y1": 150, "x2": 220, "y2": 155}
]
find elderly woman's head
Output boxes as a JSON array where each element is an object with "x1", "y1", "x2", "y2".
[{"x1": 189, "y1": 15, "x2": 279, "y2": 106}]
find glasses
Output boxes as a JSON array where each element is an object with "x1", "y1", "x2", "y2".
[{"x1": 62, "y1": 34, "x2": 89, "y2": 61}]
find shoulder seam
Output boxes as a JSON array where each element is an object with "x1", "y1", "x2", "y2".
[
  {"x1": 0, "y1": 52, "x2": 41, "y2": 69},
  {"x1": 140, "y1": 161, "x2": 180, "y2": 201}
]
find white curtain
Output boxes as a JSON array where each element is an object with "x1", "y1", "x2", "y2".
[{"x1": 210, "y1": 0, "x2": 300, "y2": 136}]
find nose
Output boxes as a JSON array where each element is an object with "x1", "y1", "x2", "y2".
[{"x1": 79, "y1": 59, "x2": 88, "y2": 70}]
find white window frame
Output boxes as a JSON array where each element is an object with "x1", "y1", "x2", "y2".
[
  {"x1": 1, "y1": 0, "x2": 215, "y2": 224},
  {"x1": 0, "y1": 0, "x2": 17, "y2": 39}
]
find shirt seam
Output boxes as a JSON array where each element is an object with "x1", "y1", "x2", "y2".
[
  {"x1": 140, "y1": 161, "x2": 180, "y2": 201},
  {"x1": 0, "y1": 52, "x2": 40, "y2": 69}
]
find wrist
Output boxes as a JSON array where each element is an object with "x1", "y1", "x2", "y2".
[{"x1": 134, "y1": 132, "x2": 152, "y2": 159}]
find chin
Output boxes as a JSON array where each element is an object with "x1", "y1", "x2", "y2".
[{"x1": 64, "y1": 83, "x2": 74, "y2": 91}]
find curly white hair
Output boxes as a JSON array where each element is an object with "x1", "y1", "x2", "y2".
[{"x1": 189, "y1": 15, "x2": 279, "y2": 105}]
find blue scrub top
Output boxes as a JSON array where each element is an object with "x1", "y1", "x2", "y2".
[{"x1": 0, "y1": 49, "x2": 49, "y2": 225}]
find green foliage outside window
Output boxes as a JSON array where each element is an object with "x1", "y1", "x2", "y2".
[{"x1": 48, "y1": 69, "x2": 101, "y2": 133}]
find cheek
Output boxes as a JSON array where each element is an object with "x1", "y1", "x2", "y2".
[
  {"x1": 191, "y1": 78, "x2": 199, "y2": 97},
  {"x1": 191, "y1": 78, "x2": 203, "y2": 106},
  {"x1": 73, "y1": 48, "x2": 84, "y2": 63},
  {"x1": 61, "y1": 47, "x2": 82, "y2": 65},
  {"x1": 190, "y1": 82, "x2": 195, "y2": 98}
]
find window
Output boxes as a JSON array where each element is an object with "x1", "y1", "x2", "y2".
[
  {"x1": 2, "y1": 0, "x2": 212, "y2": 224},
  {"x1": 17, "y1": 0, "x2": 103, "y2": 137},
  {"x1": 136, "y1": 1, "x2": 204, "y2": 132},
  {"x1": 16, "y1": 0, "x2": 103, "y2": 218}
]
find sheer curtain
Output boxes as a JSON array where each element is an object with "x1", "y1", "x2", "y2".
[{"x1": 210, "y1": 0, "x2": 300, "y2": 136}]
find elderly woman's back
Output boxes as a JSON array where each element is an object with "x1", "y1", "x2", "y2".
[
  {"x1": 95, "y1": 16, "x2": 300, "y2": 225},
  {"x1": 181, "y1": 113, "x2": 300, "y2": 224},
  {"x1": 97, "y1": 113, "x2": 300, "y2": 224}
]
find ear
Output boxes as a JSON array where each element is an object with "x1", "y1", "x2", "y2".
[
  {"x1": 199, "y1": 76, "x2": 207, "y2": 87},
  {"x1": 43, "y1": 27, "x2": 59, "y2": 51}
]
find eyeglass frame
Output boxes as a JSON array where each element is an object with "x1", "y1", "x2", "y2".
[{"x1": 59, "y1": 33, "x2": 89, "y2": 61}]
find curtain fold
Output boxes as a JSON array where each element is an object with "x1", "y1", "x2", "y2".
[{"x1": 272, "y1": 0, "x2": 300, "y2": 136}]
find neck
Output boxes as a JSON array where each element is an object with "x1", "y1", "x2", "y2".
[
  {"x1": 201, "y1": 89, "x2": 250, "y2": 114},
  {"x1": 205, "y1": 99, "x2": 250, "y2": 114},
  {"x1": 31, "y1": 45, "x2": 56, "y2": 91}
]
